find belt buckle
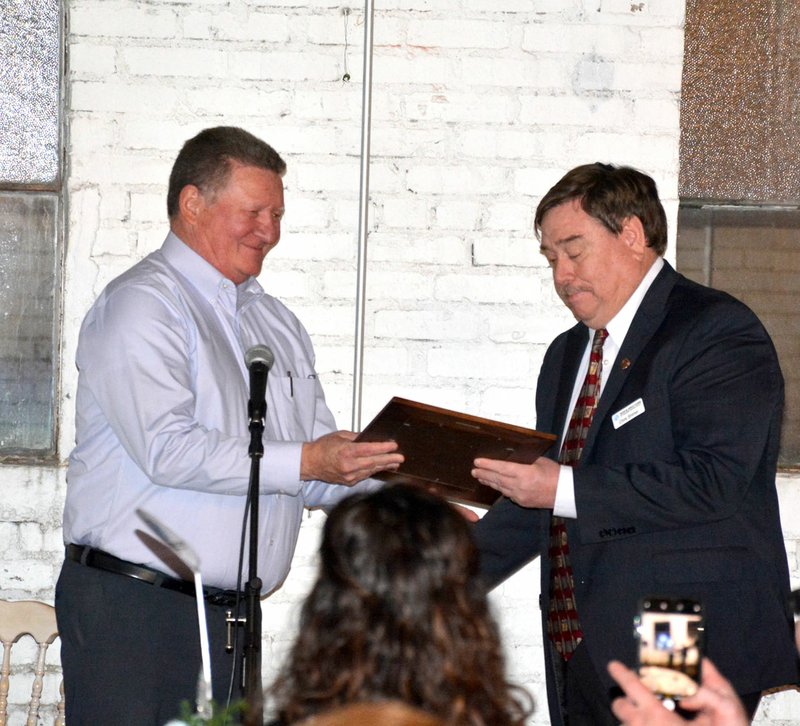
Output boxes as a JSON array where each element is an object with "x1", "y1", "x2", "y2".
[{"x1": 205, "y1": 589, "x2": 239, "y2": 607}]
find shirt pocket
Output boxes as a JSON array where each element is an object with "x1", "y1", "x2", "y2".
[{"x1": 271, "y1": 372, "x2": 318, "y2": 440}]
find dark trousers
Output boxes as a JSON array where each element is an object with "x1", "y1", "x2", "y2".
[
  {"x1": 561, "y1": 641, "x2": 618, "y2": 726},
  {"x1": 55, "y1": 558, "x2": 245, "y2": 726}
]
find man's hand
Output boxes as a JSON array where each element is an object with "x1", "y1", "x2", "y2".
[
  {"x1": 607, "y1": 659, "x2": 749, "y2": 726},
  {"x1": 471, "y1": 456, "x2": 560, "y2": 508},
  {"x1": 301, "y1": 431, "x2": 403, "y2": 485}
]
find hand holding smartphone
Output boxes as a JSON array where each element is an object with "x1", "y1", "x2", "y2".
[{"x1": 634, "y1": 596, "x2": 704, "y2": 711}]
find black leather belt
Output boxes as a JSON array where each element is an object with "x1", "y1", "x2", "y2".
[{"x1": 65, "y1": 543, "x2": 242, "y2": 607}]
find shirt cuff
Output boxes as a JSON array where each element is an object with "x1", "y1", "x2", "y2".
[
  {"x1": 553, "y1": 464, "x2": 577, "y2": 518},
  {"x1": 260, "y1": 440, "x2": 304, "y2": 496}
]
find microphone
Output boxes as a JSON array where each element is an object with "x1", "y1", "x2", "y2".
[{"x1": 245, "y1": 344, "x2": 275, "y2": 424}]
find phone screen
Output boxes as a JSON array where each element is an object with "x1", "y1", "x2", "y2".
[{"x1": 635, "y1": 597, "x2": 704, "y2": 706}]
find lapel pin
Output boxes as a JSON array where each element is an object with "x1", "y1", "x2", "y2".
[{"x1": 620, "y1": 358, "x2": 631, "y2": 370}]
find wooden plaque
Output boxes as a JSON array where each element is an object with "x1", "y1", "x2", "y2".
[{"x1": 356, "y1": 397, "x2": 557, "y2": 507}]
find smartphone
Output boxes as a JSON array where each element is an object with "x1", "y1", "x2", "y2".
[{"x1": 634, "y1": 596, "x2": 704, "y2": 709}]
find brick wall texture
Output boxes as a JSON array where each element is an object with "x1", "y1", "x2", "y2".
[{"x1": 3, "y1": 1, "x2": 798, "y2": 722}]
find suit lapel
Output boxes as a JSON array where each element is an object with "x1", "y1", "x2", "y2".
[
  {"x1": 582, "y1": 262, "x2": 679, "y2": 458},
  {"x1": 551, "y1": 324, "x2": 589, "y2": 448}
]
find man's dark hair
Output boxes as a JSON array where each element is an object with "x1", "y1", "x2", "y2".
[
  {"x1": 534, "y1": 162, "x2": 668, "y2": 255},
  {"x1": 166, "y1": 126, "x2": 287, "y2": 219}
]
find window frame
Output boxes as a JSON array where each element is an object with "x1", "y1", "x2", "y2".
[{"x1": 0, "y1": 0, "x2": 65, "y2": 465}]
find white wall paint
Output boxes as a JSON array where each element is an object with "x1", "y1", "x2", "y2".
[{"x1": 3, "y1": 1, "x2": 798, "y2": 722}]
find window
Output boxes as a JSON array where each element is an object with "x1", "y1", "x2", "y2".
[
  {"x1": 0, "y1": 0, "x2": 63, "y2": 461},
  {"x1": 677, "y1": 207, "x2": 800, "y2": 467},
  {"x1": 678, "y1": 0, "x2": 800, "y2": 467}
]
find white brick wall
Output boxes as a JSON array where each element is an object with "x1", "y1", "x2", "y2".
[{"x1": 3, "y1": 1, "x2": 798, "y2": 723}]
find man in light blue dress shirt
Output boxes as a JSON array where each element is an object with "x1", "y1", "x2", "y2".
[{"x1": 55, "y1": 126, "x2": 403, "y2": 725}]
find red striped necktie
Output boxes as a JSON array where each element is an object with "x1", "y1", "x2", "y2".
[{"x1": 546, "y1": 327, "x2": 608, "y2": 660}]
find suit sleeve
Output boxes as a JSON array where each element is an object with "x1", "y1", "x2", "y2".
[{"x1": 472, "y1": 496, "x2": 549, "y2": 589}]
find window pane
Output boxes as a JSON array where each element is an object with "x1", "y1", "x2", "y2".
[
  {"x1": 677, "y1": 206, "x2": 800, "y2": 467},
  {"x1": 0, "y1": 0, "x2": 60, "y2": 184},
  {"x1": 0, "y1": 192, "x2": 58, "y2": 456}
]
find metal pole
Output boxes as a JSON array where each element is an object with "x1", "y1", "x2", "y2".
[{"x1": 351, "y1": 0, "x2": 375, "y2": 432}]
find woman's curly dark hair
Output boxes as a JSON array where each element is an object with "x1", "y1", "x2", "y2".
[{"x1": 269, "y1": 485, "x2": 532, "y2": 725}]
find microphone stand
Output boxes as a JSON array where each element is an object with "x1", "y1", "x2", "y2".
[{"x1": 243, "y1": 404, "x2": 264, "y2": 726}]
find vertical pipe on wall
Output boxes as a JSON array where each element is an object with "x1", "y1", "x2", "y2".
[{"x1": 351, "y1": 0, "x2": 375, "y2": 432}]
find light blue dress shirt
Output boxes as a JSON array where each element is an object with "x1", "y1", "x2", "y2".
[{"x1": 64, "y1": 232, "x2": 378, "y2": 593}]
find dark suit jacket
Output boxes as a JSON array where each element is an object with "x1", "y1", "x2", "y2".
[{"x1": 473, "y1": 262, "x2": 798, "y2": 725}]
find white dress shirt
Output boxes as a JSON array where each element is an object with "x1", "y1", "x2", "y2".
[
  {"x1": 553, "y1": 257, "x2": 664, "y2": 518},
  {"x1": 64, "y1": 232, "x2": 378, "y2": 593}
]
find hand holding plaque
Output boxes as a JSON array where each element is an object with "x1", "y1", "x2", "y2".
[{"x1": 355, "y1": 397, "x2": 557, "y2": 507}]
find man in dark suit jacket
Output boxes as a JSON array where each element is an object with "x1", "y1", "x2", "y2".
[{"x1": 471, "y1": 163, "x2": 799, "y2": 726}]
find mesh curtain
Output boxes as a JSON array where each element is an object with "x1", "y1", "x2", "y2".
[{"x1": 680, "y1": 0, "x2": 800, "y2": 203}]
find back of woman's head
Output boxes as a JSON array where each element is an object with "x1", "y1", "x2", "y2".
[
  {"x1": 270, "y1": 485, "x2": 531, "y2": 726},
  {"x1": 319, "y1": 484, "x2": 478, "y2": 625}
]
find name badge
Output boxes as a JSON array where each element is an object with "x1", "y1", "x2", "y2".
[{"x1": 611, "y1": 398, "x2": 645, "y2": 429}]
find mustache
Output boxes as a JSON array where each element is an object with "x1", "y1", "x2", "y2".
[{"x1": 557, "y1": 285, "x2": 590, "y2": 299}]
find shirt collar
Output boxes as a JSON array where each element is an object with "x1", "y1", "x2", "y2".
[
  {"x1": 604, "y1": 256, "x2": 664, "y2": 347},
  {"x1": 162, "y1": 231, "x2": 264, "y2": 309}
]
